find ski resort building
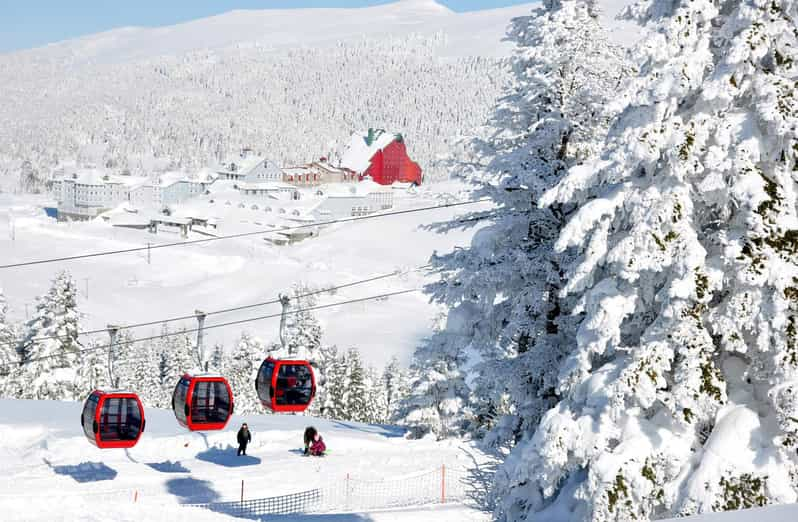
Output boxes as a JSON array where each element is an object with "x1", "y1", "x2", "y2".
[
  {"x1": 310, "y1": 180, "x2": 394, "y2": 220},
  {"x1": 339, "y1": 129, "x2": 422, "y2": 186},
  {"x1": 52, "y1": 168, "x2": 218, "y2": 220},
  {"x1": 216, "y1": 149, "x2": 283, "y2": 183},
  {"x1": 282, "y1": 160, "x2": 359, "y2": 186}
]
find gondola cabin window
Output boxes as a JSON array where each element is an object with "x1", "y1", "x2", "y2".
[
  {"x1": 174, "y1": 377, "x2": 190, "y2": 424},
  {"x1": 257, "y1": 359, "x2": 276, "y2": 403},
  {"x1": 81, "y1": 393, "x2": 99, "y2": 439},
  {"x1": 191, "y1": 380, "x2": 231, "y2": 423},
  {"x1": 100, "y1": 397, "x2": 143, "y2": 441},
  {"x1": 276, "y1": 364, "x2": 313, "y2": 406}
]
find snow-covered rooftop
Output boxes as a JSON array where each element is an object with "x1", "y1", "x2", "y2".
[
  {"x1": 339, "y1": 129, "x2": 400, "y2": 173},
  {"x1": 59, "y1": 169, "x2": 149, "y2": 188}
]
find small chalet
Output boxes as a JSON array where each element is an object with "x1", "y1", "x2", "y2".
[{"x1": 339, "y1": 129, "x2": 422, "y2": 186}]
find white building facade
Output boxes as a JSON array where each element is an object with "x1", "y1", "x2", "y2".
[{"x1": 53, "y1": 168, "x2": 217, "y2": 219}]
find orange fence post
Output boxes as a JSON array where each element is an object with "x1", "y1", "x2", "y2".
[
  {"x1": 441, "y1": 464, "x2": 446, "y2": 504},
  {"x1": 133, "y1": 490, "x2": 138, "y2": 503}
]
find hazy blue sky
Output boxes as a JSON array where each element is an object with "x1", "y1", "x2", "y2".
[{"x1": 0, "y1": 1, "x2": 532, "y2": 53}]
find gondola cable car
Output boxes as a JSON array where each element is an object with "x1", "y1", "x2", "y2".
[
  {"x1": 172, "y1": 373, "x2": 234, "y2": 431},
  {"x1": 255, "y1": 357, "x2": 316, "y2": 413},
  {"x1": 81, "y1": 390, "x2": 146, "y2": 449}
]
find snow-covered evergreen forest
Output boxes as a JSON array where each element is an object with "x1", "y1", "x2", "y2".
[
  {"x1": 0, "y1": 32, "x2": 507, "y2": 190},
  {"x1": 0, "y1": 272, "x2": 409, "y2": 426},
  {"x1": 399, "y1": 0, "x2": 798, "y2": 519}
]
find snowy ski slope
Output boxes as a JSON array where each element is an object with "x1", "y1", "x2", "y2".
[
  {"x1": 0, "y1": 398, "x2": 492, "y2": 521},
  {"x1": 0, "y1": 397, "x2": 795, "y2": 521}
]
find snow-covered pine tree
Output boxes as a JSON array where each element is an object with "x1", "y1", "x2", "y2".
[
  {"x1": 308, "y1": 343, "x2": 339, "y2": 418},
  {"x1": 396, "y1": 352, "x2": 472, "y2": 439},
  {"x1": 209, "y1": 343, "x2": 226, "y2": 373},
  {"x1": 406, "y1": 0, "x2": 628, "y2": 445},
  {"x1": 126, "y1": 340, "x2": 162, "y2": 407},
  {"x1": 321, "y1": 347, "x2": 348, "y2": 420},
  {"x1": 15, "y1": 271, "x2": 82, "y2": 400},
  {"x1": 158, "y1": 325, "x2": 196, "y2": 401},
  {"x1": 382, "y1": 356, "x2": 409, "y2": 422},
  {"x1": 0, "y1": 285, "x2": 17, "y2": 378},
  {"x1": 284, "y1": 283, "x2": 323, "y2": 361},
  {"x1": 498, "y1": 0, "x2": 798, "y2": 519},
  {"x1": 75, "y1": 339, "x2": 109, "y2": 396},
  {"x1": 227, "y1": 331, "x2": 264, "y2": 415},
  {"x1": 342, "y1": 348, "x2": 369, "y2": 423},
  {"x1": 365, "y1": 365, "x2": 387, "y2": 424},
  {"x1": 396, "y1": 308, "x2": 476, "y2": 439}
]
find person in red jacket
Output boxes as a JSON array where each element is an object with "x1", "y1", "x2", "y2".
[{"x1": 309, "y1": 431, "x2": 326, "y2": 456}]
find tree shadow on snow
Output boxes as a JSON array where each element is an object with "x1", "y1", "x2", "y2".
[
  {"x1": 43, "y1": 459, "x2": 117, "y2": 483},
  {"x1": 146, "y1": 460, "x2": 190, "y2": 473},
  {"x1": 458, "y1": 448, "x2": 498, "y2": 512},
  {"x1": 196, "y1": 445, "x2": 262, "y2": 467},
  {"x1": 166, "y1": 476, "x2": 220, "y2": 504},
  {"x1": 327, "y1": 420, "x2": 405, "y2": 439}
]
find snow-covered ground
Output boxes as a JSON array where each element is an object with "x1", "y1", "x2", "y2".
[
  {"x1": 1, "y1": 396, "x2": 795, "y2": 522},
  {"x1": 0, "y1": 398, "x2": 492, "y2": 521},
  {"x1": 663, "y1": 504, "x2": 798, "y2": 522},
  {"x1": 0, "y1": 181, "x2": 491, "y2": 368}
]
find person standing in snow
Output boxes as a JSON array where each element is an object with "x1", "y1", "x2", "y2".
[{"x1": 237, "y1": 423, "x2": 251, "y2": 456}]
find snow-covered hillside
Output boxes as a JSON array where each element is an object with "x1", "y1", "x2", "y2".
[
  {"x1": 0, "y1": 0, "x2": 543, "y2": 188},
  {"x1": 14, "y1": 0, "x2": 533, "y2": 65},
  {"x1": 0, "y1": 398, "x2": 491, "y2": 521}
]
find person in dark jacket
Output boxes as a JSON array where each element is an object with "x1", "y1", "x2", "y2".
[
  {"x1": 237, "y1": 423, "x2": 252, "y2": 456},
  {"x1": 303, "y1": 426, "x2": 317, "y2": 455}
]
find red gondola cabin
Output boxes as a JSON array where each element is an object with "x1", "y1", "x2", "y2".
[
  {"x1": 255, "y1": 357, "x2": 316, "y2": 413},
  {"x1": 81, "y1": 390, "x2": 145, "y2": 449},
  {"x1": 172, "y1": 374, "x2": 234, "y2": 431}
]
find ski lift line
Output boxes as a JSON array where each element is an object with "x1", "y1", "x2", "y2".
[
  {"x1": 2, "y1": 208, "x2": 518, "y2": 349},
  {"x1": 2, "y1": 288, "x2": 419, "y2": 371},
  {"x1": 0, "y1": 264, "x2": 433, "y2": 350},
  {"x1": 0, "y1": 198, "x2": 494, "y2": 270},
  {"x1": 1, "y1": 206, "x2": 519, "y2": 349}
]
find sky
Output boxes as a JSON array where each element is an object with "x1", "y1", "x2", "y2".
[{"x1": 0, "y1": 0, "x2": 531, "y2": 53}]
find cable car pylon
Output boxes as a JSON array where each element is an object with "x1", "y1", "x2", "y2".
[
  {"x1": 107, "y1": 324, "x2": 120, "y2": 388},
  {"x1": 194, "y1": 309, "x2": 208, "y2": 371}
]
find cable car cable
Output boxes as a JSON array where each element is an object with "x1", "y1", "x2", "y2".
[
  {"x1": 1, "y1": 287, "x2": 419, "y2": 372},
  {"x1": 1, "y1": 206, "x2": 527, "y2": 348},
  {"x1": 1, "y1": 264, "x2": 432, "y2": 349}
]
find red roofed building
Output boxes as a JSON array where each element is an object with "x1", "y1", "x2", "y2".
[{"x1": 339, "y1": 129, "x2": 423, "y2": 186}]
